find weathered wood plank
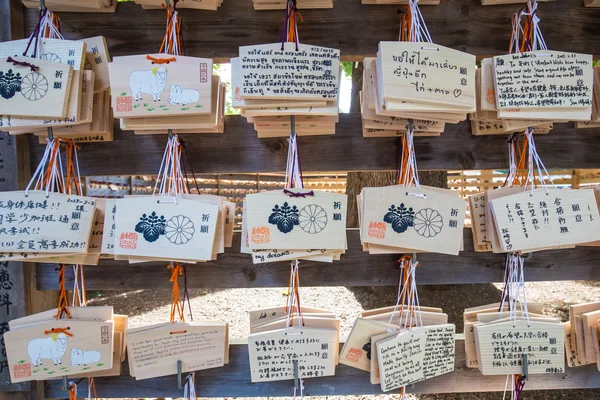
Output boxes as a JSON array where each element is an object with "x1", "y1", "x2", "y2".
[
  {"x1": 43, "y1": 340, "x2": 600, "y2": 398},
  {"x1": 0, "y1": 0, "x2": 24, "y2": 42},
  {"x1": 35, "y1": 230, "x2": 600, "y2": 290},
  {"x1": 23, "y1": 1, "x2": 600, "y2": 62},
  {"x1": 26, "y1": 116, "x2": 600, "y2": 175}
]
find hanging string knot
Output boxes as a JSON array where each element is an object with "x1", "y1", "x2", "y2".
[
  {"x1": 283, "y1": 189, "x2": 314, "y2": 198},
  {"x1": 6, "y1": 57, "x2": 38, "y2": 71},
  {"x1": 44, "y1": 327, "x2": 73, "y2": 337},
  {"x1": 146, "y1": 55, "x2": 176, "y2": 64}
]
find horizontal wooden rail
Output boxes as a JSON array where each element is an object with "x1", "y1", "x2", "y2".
[
  {"x1": 36, "y1": 230, "x2": 600, "y2": 290},
  {"x1": 44, "y1": 339, "x2": 600, "y2": 398},
  {"x1": 27, "y1": 116, "x2": 600, "y2": 176},
  {"x1": 23, "y1": 1, "x2": 600, "y2": 62}
]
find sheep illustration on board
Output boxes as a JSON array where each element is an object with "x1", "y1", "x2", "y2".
[
  {"x1": 129, "y1": 66, "x2": 168, "y2": 102},
  {"x1": 27, "y1": 333, "x2": 68, "y2": 367},
  {"x1": 168, "y1": 85, "x2": 200, "y2": 106},
  {"x1": 70, "y1": 348, "x2": 101, "y2": 366}
]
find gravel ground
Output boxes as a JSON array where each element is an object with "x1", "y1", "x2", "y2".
[{"x1": 89, "y1": 281, "x2": 600, "y2": 399}]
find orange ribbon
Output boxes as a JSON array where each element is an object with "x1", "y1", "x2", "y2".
[
  {"x1": 159, "y1": 5, "x2": 183, "y2": 56},
  {"x1": 146, "y1": 55, "x2": 177, "y2": 64},
  {"x1": 68, "y1": 383, "x2": 77, "y2": 400},
  {"x1": 55, "y1": 265, "x2": 71, "y2": 320},
  {"x1": 168, "y1": 263, "x2": 185, "y2": 323},
  {"x1": 285, "y1": 263, "x2": 305, "y2": 326},
  {"x1": 44, "y1": 327, "x2": 73, "y2": 337}
]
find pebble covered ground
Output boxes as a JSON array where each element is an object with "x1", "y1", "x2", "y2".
[{"x1": 90, "y1": 281, "x2": 600, "y2": 399}]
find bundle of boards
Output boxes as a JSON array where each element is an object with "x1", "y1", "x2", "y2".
[
  {"x1": 360, "y1": 42, "x2": 476, "y2": 138},
  {"x1": 102, "y1": 194, "x2": 236, "y2": 264},
  {"x1": 0, "y1": 37, "x2": 114, "y2": 142},
  {"x1": 565, "y1": 301, "x2": 600, "y2": 371},
  {"x1": 247, "y1": 306, "x2": 340, "y2": 382},
  {"x1": 340, "y1": 306, "x2": 455, "y2": 392},
  {"x1": 231, "y1": 43, "x2": 341, "y2": 137},
  {"x1": 241, "y1": 189, "x2": 348, "y2": 263},
  {"x1": 4, "y1": 307, "x2": 125, "y2": 383},
  {"x1": 21, "y1": 0, "x2": 117, "y2": 12},
  {"x1": 108, "y1": 55, "x2": 225, "y2": 135},
  {"x1": 470, "y1": 51, "x2": 594, "y2": 135}
]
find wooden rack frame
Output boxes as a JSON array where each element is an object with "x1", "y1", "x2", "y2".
[{"x1": 2, "y1": 0, "x2": 600, "y2": 398}]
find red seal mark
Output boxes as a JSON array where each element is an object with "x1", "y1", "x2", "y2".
[
  {"x1": 345, "y1": 348, "x2": 363, "y2": 363},
  {"x1": 251, "y1": 227, "x2": 270, "y2": 244},
  {"x1": 116, "y1": 96, "x2": 132, "y2": 113},
  {"x1": 14, "y1": 363, "x2": 31, "y2": 379},
  {"x1": 119, "y1": 232, "x2": 138, "y2": 249},
  {"x1": 200, "y1": 63, "x2": 208, "y2": 84},
  {"x1": 368, "y1": 221, "x2": 386, "y2": 239}
]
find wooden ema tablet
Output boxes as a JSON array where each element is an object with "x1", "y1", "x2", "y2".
[
  {"x1": 0, "y1": 191, "x2": 96, "y2": 253},
  {"x1": 377, "y1": 324, "x2": 455, "y2": 392},
  {"x1": 10, "y1": 307, "x2": 113, "y2": 329},
  {"x1": 22, "y1": 0, "x2": 117, "y2": 12},
  {"x1": 253, "y1": 0, "x2": 333, "y2": 10},
  {"x1": 109, "y1": 54, "x2": 212, "y2": 118},
  {"x1": 23, "y1": 0, "x2": 104, "y2": 8},
  {"x1": 249, "y1": 306, "x2": 330, "y2": 326},
  {"x1": 583, "y1": 310, "x2": 600, "y2": 363},
  {"x1": 362, "y1": 306, "x2": 443, "y2": 318},
  {"x1": 369, "y1": 331, "x2": 396, "y2": 384},
  {"x1": 237, "y1": 43, "x2": 340, "y2": 101},
  {"x1": 469, "y1": 192, "x2": 488, "y2": 246},
  {"x1": 474, "y1": 319, "x2": 564, "y2": 375},
  {"x1": 489, "y1": 188, "x2": 600, "y2": 252},
  {"x1": 134, "y1": 0, "x2": 223, "y2": 10},
  {"x1": 81, "y1": 37, "x2": 111, "y2": 93},
  {"x1": 564, "y1": 321, "x2": 584, "y2": 368},
  {"x1": 361, "y1": 185, "x2": 467, "y2": 255},
  {"x1": 114, "y1": 196, "x2": 219, "y2": 261},
  {"x1": 247, "y1": 326, "x2": 338, "y2": 382},
  {"x1": 245, "y1": 190, "x2": 347, "y2": 251},
  {"x1": 4, "y1": 319, "x2": 114, "y2": 383},
  {"x1": 376, "y1": 42, "x2": 476, "y2": 109},
  {"x1": 569, "y1": 301, "x2": 600, "y2": 364},
  {"x1": 127, "y1": 322, "x2": 227, "y2": 380},
  {"x1": 362, "y1": 0, "x2": 440, "y2": 3},
  {"x1": 251, "y1": 313, "x2": 336, "y2": 332},
  {"x1": 339, "y1": 318, "x2": 399, "y2": 372},
  {"x1": 251, "y1": 249, "x2": 334, "y2": 264},
  {"x1": 493, "y1": 51, "x2": 593, "y2": 112}
]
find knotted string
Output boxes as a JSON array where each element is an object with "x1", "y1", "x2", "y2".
[
  {"x1": 24, "y1": 8, "x2": 63, "y2": 59},
  {"x1": 399, "y1": 0, "x2": 432, "y2": 43},
  {"x1": 396, "y1": 126, "x2": 420, "y2": 188},
  {"x1": 168, "y1": 262, "x2": 185, "y2": 323},
  {"x1": 55, "y1": 265, "x2": 71, "y2": 320},
  {"x1": 159, "y1": 0, "x2": 183, "y2": 57},
  {"x1": 285, "y1": 260, "x2": 304, "y2": 327},
  {"x1": 5, "y1": 57, "x2": 38, "y2": 71},
  {"x1": 520, "y1": 0, "x2": 547, "y2": 53},
  {"x1": 280, "y1": 0, "x2": 302, "y2": 51},
  {"x1": 44, "y1": 327, "x2": 73, "y2": 337},
  {"x1": 524, "y1": 128, "x2": 554, "y2": 194},
  {"x1": 68, "y1": 382, "x2": 77, "y2": 400}
]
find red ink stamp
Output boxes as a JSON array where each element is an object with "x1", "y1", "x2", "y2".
[
  {"x1": 13, "y1": 363, "x2": 31, "y2": 379},
  {"x1": 119, "y1": 232, "x2": 138, "y2": 249},
  {"x1": 251, "y1": 227, "x2": 270, "y2": 244},
  {"x1": 200, "y1": 63, "x2": 208, "y2": 84},
  {"x1": 101, "y1": 326, "x2": 110, "y2": 344},
  {"x1": 116, "y1": 96, "x2": 132, "y2": 113},
  {"x1": 345, "y1": 348, "x2": 363, "y2": 363},
  {"x1": 368, "y1": 221, "x2": 386, "y2": 239}
]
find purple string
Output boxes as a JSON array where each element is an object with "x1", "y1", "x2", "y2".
[
  {"x1": 283, "y1": 189, "x2": 314, "y2": 198},
  {"x1": 24, "y1": 8, "x2": 47, "y2": 58},
  {"x1": 6, "y1": 57, "x2": 38, "y2": 71},
  {"x1": 280, "y1": 0, "x2": 299, "y2": 51},
  {"x1": 179, "y1": 139, "x2": 200, "y2": 194}
]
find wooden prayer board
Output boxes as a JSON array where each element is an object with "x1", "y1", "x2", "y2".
[
  {"x1": 489, "y1": 188, "x2": 600, "y2": 252},
  {"x1": 237, "y1": 43, "x2": 340, "y2": 100},
  {"x1": 361, "y1": 185, "x2": 467, "y2": 255},
  {"x1": 493, "y1": 51, "x2": 593, "y2": 112},
  {"x1": 126, "y1": 322, "x2": 228, "y2": 380},
  {"x1": 0, "y1": 191, "x2": 96, "y2": 253},
  {"x1": 114, "y1": 196, "x2": 219, "y2": 261},
  {"x1": 474, "y1": 320, "x2": 565, "y2": 375},
  {"x1": 245, "y1": 189, "x2": 347, "y2": 251},
  {"x1": 247, "y1": 326, "x2": 338, "y2": 382},
  {"x1": 376, "y1": 42, "x2": 476, "y2": 109},
  {"x1": 81, "y1": 36, "x2": 111, "y2": 93},
  {"x1": 5, "y1": 319, "x2": 114, "y2": 383},
  {"x1": 108, "y1": 54, "x2": 213, "y2": 118},
  {"x1": 339, "y1": 318, "x2": 399, "y2": 372},
  {"x1": 376, "y1": 324, "x2": 456, "y2": 392}
]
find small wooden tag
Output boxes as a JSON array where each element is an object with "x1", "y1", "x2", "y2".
[{"x1": 339, "y1": 318, "x2": 399, "y2": 372}]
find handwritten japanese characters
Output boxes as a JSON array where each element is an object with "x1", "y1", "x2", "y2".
[
  {"x1": 126, "y1": 322, "x2": 228, "y2": 380},
  {"x1": 245, "y1": 190, "x2": 347, "y2": 252},
  {"x1": 360, "y1": 185, "x2": 467, "y2": 255},
  {"x1": 474, "y1": 320, "x2": 565, "y2": 375},
  {"x1": 0, "y1": 192, "x2": 96, "y2": 254},
  {"x1": 489, "y1": 188, "x2": 600, "y2": 252},
  {"x1": 108, "y1": 54, "x2": 212, "y2": 118},
  {"x1": 493, "y1": 51, "x2": 593, "y2": 112},
  {"x1": 248, "y1": 327, "x2": 338, "y2": 382},
  {"x1": 81, "y1": 36, "x2": 111, "y2": 93},
  {"x1": 238, "y1": 43, "x2": 340, "y2": 100},
  {"x1": 377, "y1": 324, "x2": 456, "y2": 392}
]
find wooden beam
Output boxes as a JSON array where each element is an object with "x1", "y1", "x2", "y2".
[
  {"x1": 22, "y1": 1, "x2": 600, "y2": 62},
  {"x1": 43, "y1": 339, "x2": 600, "y2": 398},
  {"x1": 0, "y1": 0, "x2": 24, "y2": 42},
  {"x1": 27, "y1": 115, "x2": 600, "y2": 175},
  {"x1": 35, "y1": 230, "x2": 600, "y2": 290}
]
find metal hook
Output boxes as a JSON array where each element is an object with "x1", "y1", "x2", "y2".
[
  {"x1": 522, "y1": 354, "x2": 529, "y2": 381},
  {"x1": 47, "y1": 127, "x2": 54, "y2": 141},
  {"x1": 177, "y1": 360, "x2": 184, "y2": 389},
  {"x1": 168, "y1": 129, "x2": 174, "y2": 139},
  {"x1": 292, "y1": 359, "x2": 299, "y2": 390},
  {"x1": 40, "y1": 0, "x2": 46, "y2": 10},
  {"x1": 62, "y1": 375, "x2": 69, "y2": 392},
  {"x1": 290, "y1": 115, "x2": 296, "y2": 140}
]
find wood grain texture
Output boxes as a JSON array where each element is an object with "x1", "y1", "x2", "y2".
[
  {"x1": 26, "y1": 115, "x2": 600, "y2": 176},
  {"x1": 22, "y1": 1, "x2": 600, "y2": 62},
  {"x1": 0, "y1": 0, "x2": 24, "y2": 42},
  {"x1": 36, "y1": 230, "x2": 600, "y2": 290},
  {"x1": 43, "y1": 340, "x2": 600, "y2": 398}
]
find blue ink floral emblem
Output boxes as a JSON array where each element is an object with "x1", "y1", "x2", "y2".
[
  {"x1": 135, "y1": 211, "x2": 167, "y2": 242},
  {"x1": 383, "y1": 203, "x2": 415, "y2": 233},
  {"x1": 0, "y1": 69, "x2": 22, "y2": 99},
  {"x1": 268, "y1": 202, "x2": 299, "y2": 234}
]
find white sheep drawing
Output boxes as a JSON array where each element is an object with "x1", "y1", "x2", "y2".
[
  {"x1": 27, "y1": 333, "x2": 68, "y2": 367},
  {"x1": 168, "y1": 85, "x2": 200, "y2": 106},
  {"x1": 69, "y1": 348, "x2": 101, "y2": 366},
  {"x1": 129, "y1": 67, "x2": 168, "y2": 102}
]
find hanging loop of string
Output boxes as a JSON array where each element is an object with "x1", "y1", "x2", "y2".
[
  {"x1": 87, "y1": 378, "x2": 97, "y2": 400},
  {"x1": 285, "y1": 260, "x2": 304, "y2": 327},
  {"x1": 520, "y1": 0, "x2": 547, "y2": 53},
  {"x1": 168, "y1": 262, "x2": 185, "y2": 323},
  {"x1": 389, "y1": 255, "x2": 422, "y2": 330},
  {"x1": 396, "y1": 126, "x2": 420, "y2": 189},
  {"x1": 24, "y1": 8, "x2": 63, "y2": 58},
  {"x1": 523, "y1": 128, "x2": 554, "y2": 194},
  {"x1": 280, "y1": 0, "x2": 302, "y2": 51},
  {"x1": 159, "y1": 0, "x2": 184, "y2": 56},
  {"x1": 183, "y1": 372, "x2": 197, "y2": 400},
  {"x1": 154, "y1": 135, "x2": 188, "y2": 197},
  {"x1": 399, "y1": 0, "x2": 432, "y2": 43}
]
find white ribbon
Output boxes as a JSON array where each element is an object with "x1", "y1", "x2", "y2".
[
  {"x1": 154, "y1": 136, "x2": 186, "y2": 197},
  {"x1": 183, "y1": 372, "x2": 197, "y2": 400},
  {"x1": 388, "y1": 257, "x2": 423, "y2": 329},
  {"x1": 406, "y1": 0, "x2": 433, "y2": 43},
  {"x1": 524, "y1": 128, "x2": 554, "y2": 194},
  {"x1": 25, "y1": 139, "x2": 64, "y2": 197}
]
